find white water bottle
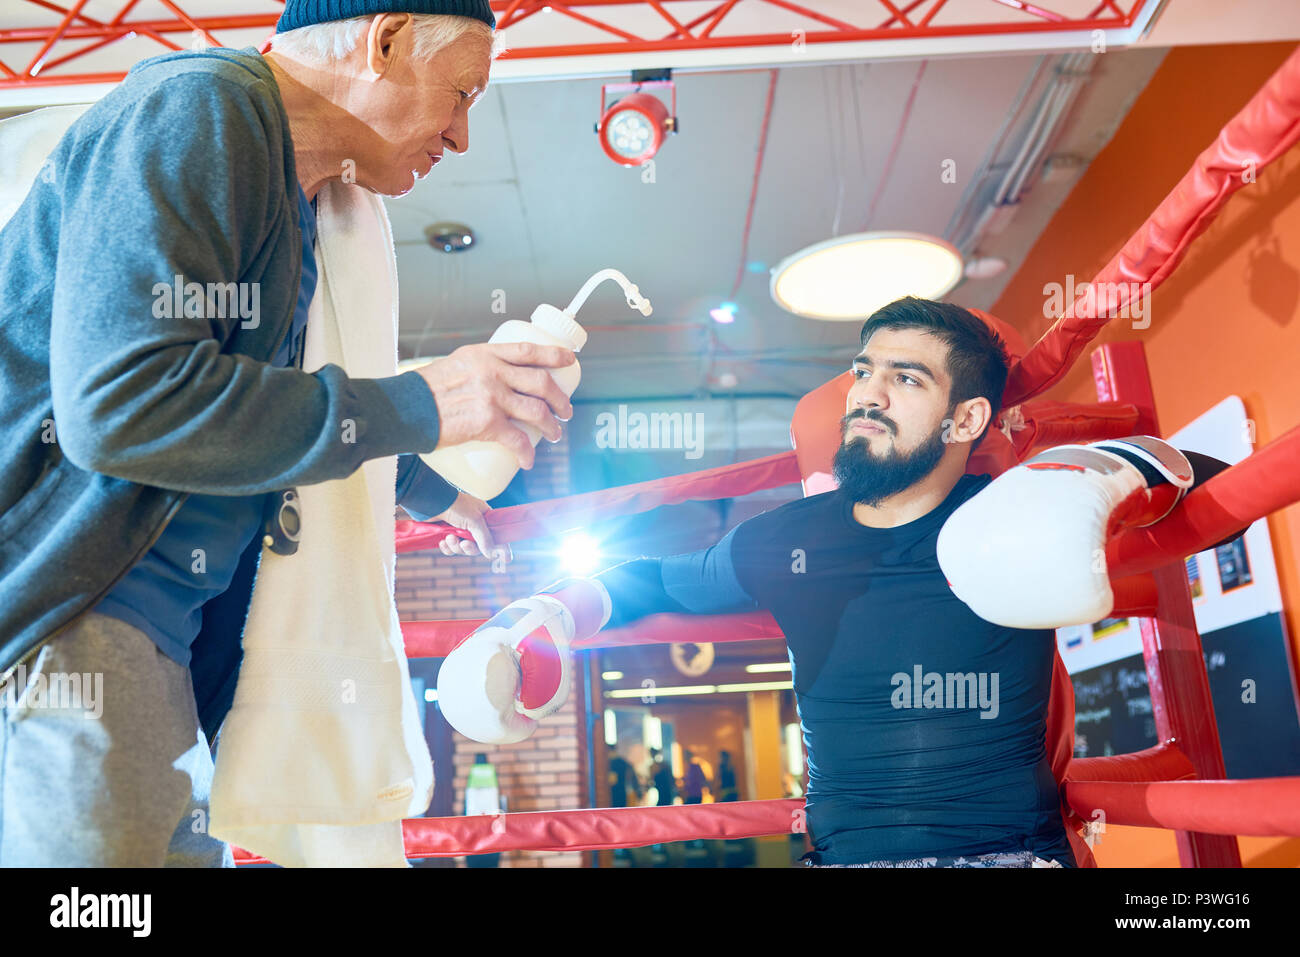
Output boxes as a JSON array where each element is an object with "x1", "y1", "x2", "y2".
[{"x1": 421, "y1": 269, "x2": 651, "y2": 501}]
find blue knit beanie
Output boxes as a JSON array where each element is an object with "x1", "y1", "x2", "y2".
[{"x1": 276, "y1": 0, "x2": 496, "y2": 33}]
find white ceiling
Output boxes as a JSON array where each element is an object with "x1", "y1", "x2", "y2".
[
  {"x1": 389, "y1": 47, "x2": 1168, "y2": 399},
  {"x1": 3, "y1": 1, "x2": 1298, "y2": 401}
]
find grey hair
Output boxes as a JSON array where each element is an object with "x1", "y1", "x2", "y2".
[{"x1": 269, "y1": 13, "x2": 505, "y2": 63}]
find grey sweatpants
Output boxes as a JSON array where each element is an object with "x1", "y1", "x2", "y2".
[{"x1": 0, "y1": 613, "x2": 233, "y2": 867}]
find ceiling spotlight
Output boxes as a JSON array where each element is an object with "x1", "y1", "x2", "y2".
[
  {"x1": 425, "y1": 222, "x2": 475, "y2": 253},
  {"x1": 770, "y1": 231, "x2": 964, "y2": 321},
  {"x1": 596, "y1": 75, "x2": 677, "y2": 167}
]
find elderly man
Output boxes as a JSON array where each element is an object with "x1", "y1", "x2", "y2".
[{"x1": 0, "y1": 1, "x2": 566, "y2": 866}]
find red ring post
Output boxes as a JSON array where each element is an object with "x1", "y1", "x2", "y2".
[{"x1": 1091, "y1": 339, "x2": 1241, "y2": 867}]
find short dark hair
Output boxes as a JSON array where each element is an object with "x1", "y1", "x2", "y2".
[{"x1": 857, "y1": 297, "x2": 1011, "y2": 451}]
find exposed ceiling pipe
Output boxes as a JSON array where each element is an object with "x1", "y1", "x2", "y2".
[
  {"x1": 990, "y1": 64, "x2": 1068, "y2": 206},
  {"x1": 1001, "y1": 52, "x2": 1093, "y2": 202},
  {"x1": 943, "y1": 54, "x2": 1049, "y2": 249},
  {"x1": 948, "y1": 50, "x2": 1095, "y2": 258}
]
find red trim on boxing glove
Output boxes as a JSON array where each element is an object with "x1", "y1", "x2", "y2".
[{"x1": 517, "y1": 626, "x2": 564, "y2": 712}]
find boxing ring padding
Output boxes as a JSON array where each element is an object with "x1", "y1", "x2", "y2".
[
  {"x1": 1064, "y1": 779, "x2": 1300, "y2": 838},
  {"x1": 1066, "y1": 742, "x2": 1195, "y2": 784}
]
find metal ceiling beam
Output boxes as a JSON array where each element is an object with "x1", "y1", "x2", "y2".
[{"x1": 0, "y1": 0, "x2": 1156, "y2": 90}]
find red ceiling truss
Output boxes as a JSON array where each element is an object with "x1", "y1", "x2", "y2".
[{"x1": 0, "y1": 0, "x2": 1155, "y2": 89}]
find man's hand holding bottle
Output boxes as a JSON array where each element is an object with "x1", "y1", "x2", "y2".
[{"x1": 414, "y1": 342, "x2": 576, "y2": 471}]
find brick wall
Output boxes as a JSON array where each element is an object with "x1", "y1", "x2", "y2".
[{"x1": 395, "y1": 435, "x2": 586, "y2": 867}]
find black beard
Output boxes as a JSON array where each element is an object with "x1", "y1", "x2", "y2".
[{"x1": 832, "y1": 408, "x2": 950, "y2": 507}]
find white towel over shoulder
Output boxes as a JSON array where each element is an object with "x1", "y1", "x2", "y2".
[{"x1": 207, "y1": 180, "x2": 433, "y2": 867}]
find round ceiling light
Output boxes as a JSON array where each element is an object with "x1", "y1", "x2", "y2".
[{"x1": 769, "y1": 231, "x2": 965, "y2": 321}]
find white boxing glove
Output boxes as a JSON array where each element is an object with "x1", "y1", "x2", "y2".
[
  {"x1": 436, "y1": 578, "x2": 611, "y2": 744},
  {"x1": 936, "y1": 436, "x2": 1193, "y2": 629}
]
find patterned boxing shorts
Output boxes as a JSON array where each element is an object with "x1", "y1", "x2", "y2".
[{"x1": 803, "y1": 849, "x2": 1065, "y2": 868}]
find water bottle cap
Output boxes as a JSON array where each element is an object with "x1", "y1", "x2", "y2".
[{"x1": 530, "y1": 303, "x2": 587, "y2": 352}]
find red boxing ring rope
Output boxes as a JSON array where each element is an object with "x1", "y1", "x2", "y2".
[
  {"x1": 235, "y1": 801, "x2": 806, "y2": 864},
  {"x1": 395, "y1": 451, "x2": 803, "y2": 551},
  {"x1": 403, "y1": 609, "x2": 783, "y2": 659},
  {"x1": 232, "y1": 779, "x2": 1300, "y2": 864},
  {"x1": 1003, "y1": 45, "x2": 1300, "y2": 408},
  {"x1": 1065, "y1": 779, "x2": 1300, "y2": 838},
  {"x1": 397, "y1": 400, "x2": 1145, "y2": 560},
  {"x1": 1109, "y1": 421, "x2": 1300, "y2": 578},
  {"x1": 401, "y1": 422, "x2": 1300, "y2": 659}
]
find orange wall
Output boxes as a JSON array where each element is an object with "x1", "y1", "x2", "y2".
[{"x1": 991, "y1": 42, "x2": 1300, "y2": 867}]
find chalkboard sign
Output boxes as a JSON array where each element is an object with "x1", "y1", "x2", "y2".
[
  {"x1": 1201, "y1": 612, "x2": 1300, "y2": 778},
  {"x1": 1070, "y1": 651, "x2": 1157, "y2": 760},
  {"x1": 1069, "y1": 612, "x2": 1300, "y2": 778}
]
